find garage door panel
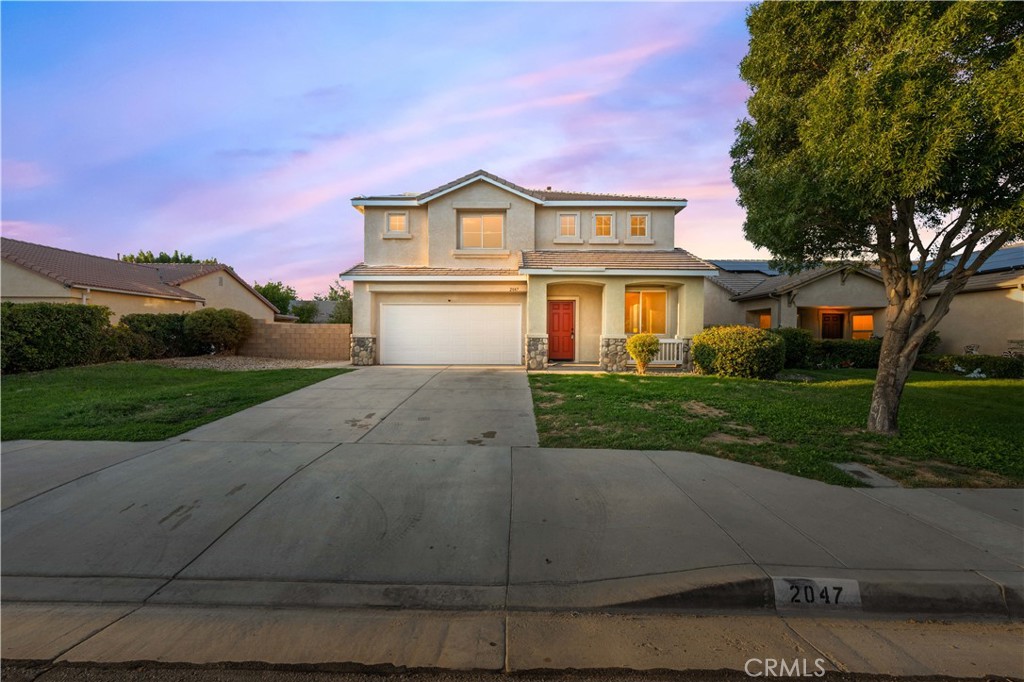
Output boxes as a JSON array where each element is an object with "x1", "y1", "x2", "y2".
[{"x1": 380, "y1": 304, "x2": 522, "y2": 365}]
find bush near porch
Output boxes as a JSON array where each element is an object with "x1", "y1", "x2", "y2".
[{"x1": 529, "y1": 370, "x2": 1023, "y2": 488}]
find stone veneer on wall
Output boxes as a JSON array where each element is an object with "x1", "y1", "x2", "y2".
[
  {"x1": 526, "y1": 335, "x2": 548, "y2": 370},
  {"x1": 350, "y1": 335, "x2": 377, "y2": 365},
  {"x1": 599, "y1": 336, "x2": 629, "y2": 372}
]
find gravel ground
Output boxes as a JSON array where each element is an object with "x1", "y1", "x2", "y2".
[{"x1": 145, "y1": 356, "x2": 350, "y2": 371}]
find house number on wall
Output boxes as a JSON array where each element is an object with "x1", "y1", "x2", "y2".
[
  {"x1": 509, "y1": 287, "x2": 521, "y2": 293},
  {"x1": 772, "y1": 577, "x2": 861, "y2": 609}
]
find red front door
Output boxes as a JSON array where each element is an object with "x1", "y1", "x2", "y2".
[{"x1": 548, "y1": 301, "x2": 575, "y2": 361}]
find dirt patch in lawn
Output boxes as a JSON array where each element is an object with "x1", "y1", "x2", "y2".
[
  {"x1": 702, "y1": 431, "x2": 773, "y2": 446},
  {"x1": 533, "y1": 390, "x2": 566, "y2": 408},
  {"x1": 857, "y1": 453, "x2": 1019, "y2": 488},
  {"x1": 683, "y1": 401, "x2": 728, "y2": 418}
]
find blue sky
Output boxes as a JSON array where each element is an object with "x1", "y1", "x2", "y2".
[{"x1": 2, "y1": 1, "x2": 758, "y2": 297}]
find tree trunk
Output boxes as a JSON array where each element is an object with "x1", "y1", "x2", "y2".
[{"x1": 867, "y1": 320, "x2": 916, "y2": 435}]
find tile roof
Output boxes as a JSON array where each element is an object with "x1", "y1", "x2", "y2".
[
  {"x1": 708, "y1": 269, "x2": 770, "y2": 296},
  {"x1": 356, "y1": 170, "x2": 686, "y2": 204},
  {"x1": 2, "y1": 237, "x2": 205, "y2": 301},
  {"x1": 342, "y1": 264, "x2": 522, "y2": 278},
  {"x1": 733, "y1": 264, "x2": 882, "y2": 301},
  {"x1": 520, "y1": 249, "x2": 716, "y2": 271}
]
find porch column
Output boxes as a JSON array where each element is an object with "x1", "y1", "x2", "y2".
[
  {"x1": 600, "y1": 280, "x2": 628, "y2": 371},
  {"x1": 677, "y1": 279, "x2": 705, "y2": 339},
  {"x1": 525, "y1": 277, "x2": 548, "y2": 370},
  {"x1": 350, "y1": 281, "x2": 376, "y2": 365}
]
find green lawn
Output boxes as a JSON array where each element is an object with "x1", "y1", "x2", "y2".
[
  {"x1": 2, "y1": 363, "x2": 350, "y2": 441},
  {"x1": 529, "y1": 369, "x2": 1024, "y2": 487}
]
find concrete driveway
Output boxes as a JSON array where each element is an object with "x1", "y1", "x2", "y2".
[{"x1": 176, "y1": 366, "x2": 539, "y2": 447}]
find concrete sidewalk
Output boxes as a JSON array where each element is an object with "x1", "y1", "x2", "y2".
[{"x1": 2, "y1": 366, "x2": 1022, "y2": 672}]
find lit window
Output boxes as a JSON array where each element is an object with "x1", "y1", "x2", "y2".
[
  {"x1": 759, "y1": 313, "x2": 771, "y2": 329},
  {"x1": 594, "y1": 214, "x2": 613, "y2": 238},
  {"x1": 387, "y1": 213, "x2": 407, "y2": 233},
  {"x1": 852, "y1": 314, "x2": 874, "y2": 339},
  {"x1": 629, "y1": 214, "x2": 649, "y2": 238},
  {"x1": 460, "y1": 213, "x2": 504, "y2": 249},
  {"x1": 625, "y1": 291, "x2": 667, "y2": 334},
  {"x1": 559, "y1": 214, "x2": 578, "y2": 237}
]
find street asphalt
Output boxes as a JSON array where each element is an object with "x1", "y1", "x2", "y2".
[{"x1": 2, "y1": 366, "x2": 1022, "y2": 675}]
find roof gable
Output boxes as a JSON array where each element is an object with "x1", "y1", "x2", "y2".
[{"x1": 733, "y1": 264, "x2": 882, "y2": 301}]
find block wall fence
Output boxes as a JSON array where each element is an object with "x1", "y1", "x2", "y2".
[{"x1": 239, "y1": 321, "x2": 351, "y2": 361}]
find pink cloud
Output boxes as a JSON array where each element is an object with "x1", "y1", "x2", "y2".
[
  {"x1": 1, "y1": 219, "x2": 71, "y2": 245},
  {"x1": 2, "y1": 160, "x2": 53, "y2": 190}
]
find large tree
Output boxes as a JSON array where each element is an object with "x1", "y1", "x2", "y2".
[
  {"x1": 731, "y1": 1, "x2": 1024, "y2": 435},
  {"x1": 253, "y1": 280, "x2": 297, "y2": 315}
]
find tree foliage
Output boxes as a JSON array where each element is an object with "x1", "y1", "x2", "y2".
[
  {"x1": 291, "y1": 301, "x2": 319, "y2": 324},
  {"x1": 731, "y1": 1, "x2": 1024, "y2": 433},
  {"x1": 315, "y1": 279, "x2": 353, "y2": 323},
  {"x1": 253, "y1": 280, "x2": 297, "y2": 315},
  {"x1": 121, "y1": 249, "x2": 217, "y2": 264}
]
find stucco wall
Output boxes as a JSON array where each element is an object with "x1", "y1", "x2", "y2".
[
  {"x1": 84, "y1": 290, "x2": 199, "y2": 323},
  {"x1": 797, "y1": 307, "x2": 886, "y2": 339},
  {"x1": 240, "y1": 321, "x2": 351, "y2": 360},
  {"x1": 183, "y1": 272, "x2": 276, "y2": 321},
  {"x1": 533, "y1": 207, "x2": 677, "y2": 250},
  {"x1": 362, "y1": 206, "x2": 430, "y2": 266},
  {"x1": 425, "y1": 182, "x2": 536, "y2": 269},
  {"x1": 794, "y1": 272, "x2": 888, "y2": 308},
  {"x1": 703, "y1": 282, "x2": 746, "y2": 327},
  {"x1": 926, "y1": 283, "x2": 1024, "y2": 355},
  {"x1": 1, "y1": 262, "x2": 77, "y2": 302}
]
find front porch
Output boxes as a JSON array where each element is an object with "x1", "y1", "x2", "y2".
[{"x1": 524, "y1": 275, "x2": 706, "y2": 371}]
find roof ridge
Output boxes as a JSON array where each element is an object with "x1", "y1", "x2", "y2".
[{"x1": 1, "y1": 236, "x2": 133, "y2": 265}]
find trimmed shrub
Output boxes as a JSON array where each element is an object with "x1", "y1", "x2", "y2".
[
  {"x1": 625, "y1": 333, "x2": 661, "y2": 375},
  {"x1": 1, "y1": 302, "x2": 113, "y2": 374},
  {"x1": 931, "y1": 354, "x2": 1024, "y2": 379},
  {"x1": 183, "y1": 308, "x2": 254, "y2": 354},
  {"x1": 770, "y1": 327, "x2": 814, "y2": 368},
  {"x1": 811, "y1": 338, "x2": 883, "y2": 369},
  {"x1": 691, "y1": 325, "x2": 785, "y2": 379},
  {"x1": 120, "y1": 313, "x2": 194, "y2": 358},
  {"x1": 102, "y1": 325, "x2": 154, "y2": 362}
]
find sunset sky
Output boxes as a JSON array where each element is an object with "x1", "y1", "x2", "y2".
[{"x1": 2, "y1": 2, "x2": 760, "y2": 297}]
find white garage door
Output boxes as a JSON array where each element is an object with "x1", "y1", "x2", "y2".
[{"x1": 380, "y1": 304, "x2": 522, "y2": 365}]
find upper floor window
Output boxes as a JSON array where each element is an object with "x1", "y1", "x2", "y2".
[
  {"x1": 559, "y1": 213, "x2": 579, "y2": 238},
  {"x1": 386, "y1": 212, "x2": 408, "y2": 233},
  {"x1": 460, "y1": 213, "x2": 504, "y2": 249},
  {"x1": 629, "y1": 213, "x2": 649, "y2": 238},
  {"x1": 594, "y1": 213, "x2": 614, "y2": 238}
]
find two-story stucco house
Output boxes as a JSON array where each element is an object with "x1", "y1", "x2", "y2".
[{"x1": 342, "y1": 170, "x2": 717, "y2": 370}]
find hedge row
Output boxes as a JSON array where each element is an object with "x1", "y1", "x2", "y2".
[
  {"x1": 692, "y1": 325, "x2": 785, "y2": 379},
  {"x1": 1, "y1": 303, "x2": 254, "y2": 374},
  {"x1": 915, "y1": 353, "x2": 1024, "y2": 379}
]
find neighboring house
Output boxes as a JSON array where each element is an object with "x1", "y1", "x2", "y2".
[
  {"x1": 925, "y1": 243, "x2": 1023, "y2": 355},
  {"x1": 703, "y1": 260, "x2": 777, "y2": 327},
  {"x1": 1, "y1": 237, "x2": 278, "y2": 322},
  {"x1": 341, "y1": 170, "x2": 717, "y2": 368},
  {"x1": 703, "y1": 243, "x2": 1023, "y2": 354},
  {"x1": 728, "y1": 263, "x2": 889, "y2": 340}
]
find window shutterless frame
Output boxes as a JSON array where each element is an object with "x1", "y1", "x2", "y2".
[
  {"x1": 593, "y1": 213, "x2": 615, "y2": 238},
  {"x1": 459, "y1": 212, "x2": 505, "y2": 249},
  {"x1": 385, "y1": 211, "x2": 408, "y2": 233}
]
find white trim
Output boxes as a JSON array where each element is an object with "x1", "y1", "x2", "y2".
[
  {"x1": 627, "y1": 212, "x2": 651, "y2": 239},
  {"x1": 351, "y1": 199, "x2": 419, "y2": 207},
  {"x1": 546, "y1": 200, "x2": 687, "y2": 208},
  {"x1": 69, "y1": 284, "x2": 203, "y2": 303},
  {"x1": 347, "y1": 275, "x2": 528, "y2": 282},
  {"x1": 547, "y1": 296, "x2": 581, "y2": 362},
  {"x1": 383, "y1": 233, "x2": 412, "y2": 240},
  {"x1": 520, "y1": 268, "x2": 717, "y2": 277},
  {"x1": 419, "y1": 175, "x2": 544, "y2": 204}
]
